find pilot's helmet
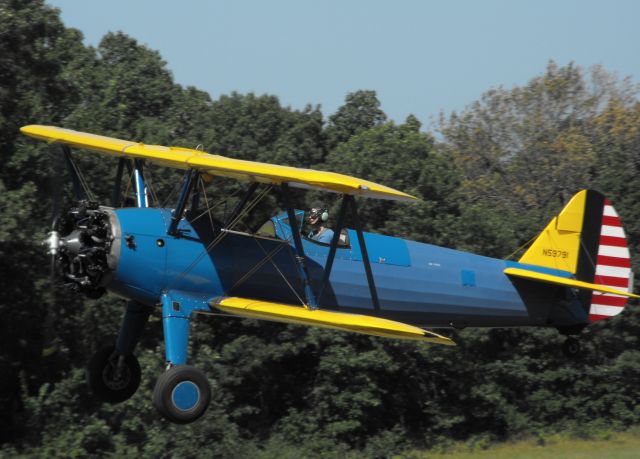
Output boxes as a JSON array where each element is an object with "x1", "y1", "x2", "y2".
[{"x1": 308, "y1": 207, "x2": 329, "y2": 223}]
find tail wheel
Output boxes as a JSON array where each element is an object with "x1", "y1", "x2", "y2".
[
  {"x1": 562, "y1": 337, "x2": 581, "y2": 358},
  {"x1": 153, "y1": 365, "x2": 211, "y2": 424},
  {"x1": 87, "y1": 345, "x2": 141, "y2": 403}
]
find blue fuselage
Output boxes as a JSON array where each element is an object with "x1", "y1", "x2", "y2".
[{"x1": 108, "y1": 208, "x2": 588, "y2": 329}]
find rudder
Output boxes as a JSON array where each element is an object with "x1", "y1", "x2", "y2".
[
  {"x1": 588, "y1": 197, "x2": 634, "y2": 321},
  {"x1": 518, "y1": 190, "x2": 633, "y2": 322}
]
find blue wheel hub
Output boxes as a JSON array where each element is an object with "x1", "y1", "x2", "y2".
[{"x1": 171, "y1": 381, "x2": 200, "y2": 411}]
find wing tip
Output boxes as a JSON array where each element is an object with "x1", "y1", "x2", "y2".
[
  {"x1": 423, "y1": 329, "x2": 457, "y2": 346},
  {"x1": 20, "y1": 124, "x2": 39, "y2": 135}
]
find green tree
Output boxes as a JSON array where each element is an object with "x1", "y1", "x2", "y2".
[
  {"x1": 324, "y1": 116, "x2": 458, "y2": 245},
  {"x1": 0, "y1": 0, "x2": 92, "y2": 443},
  {"x1": 326, "y1": 90, "x2": 387, "y2": 149},
  {"x1": 437, "y1": 62, "x2": 636, "y2": 255},
  {"x1": 593, "y1": 100, "x2": 640, "y2": 253}
]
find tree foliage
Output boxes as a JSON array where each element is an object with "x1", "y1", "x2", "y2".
[{"x1": 2, "y1": 2, "x2": 640, "y2": 457}]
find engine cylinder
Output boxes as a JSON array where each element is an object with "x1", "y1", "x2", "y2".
[{"x1": 55, "y1": 201, "x2": 120, "y2": 298}]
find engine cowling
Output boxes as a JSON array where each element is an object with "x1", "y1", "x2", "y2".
[{"x1": 51, "y1": 201, "x2": 120, "y2": 298}]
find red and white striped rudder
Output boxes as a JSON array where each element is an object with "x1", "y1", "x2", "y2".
[{"x1": 589, "y1": 199, "x2": 634, "y2": 321}]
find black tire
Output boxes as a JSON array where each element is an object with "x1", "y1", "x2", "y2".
[
  {"x1": 153, "y1": 365, "x2": 211, "y2": 424},
  {"x1": 87, "y1": 345, "x2": 141, "y2": 403},
  {"x1": 82, "y1": 287, "x2": 106, "y2": 300},
  {"x1": 562, "y1": 337, "x2": 581, "y2": 358}
]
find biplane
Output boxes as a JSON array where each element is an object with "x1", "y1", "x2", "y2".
[{"x1": 21, "y1": 125, "x2": 638, "y2": 424}]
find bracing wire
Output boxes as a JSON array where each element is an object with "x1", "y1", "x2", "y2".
[
  {"x1": 167, "y1": 184, "x2": 272, "y2": 289},
  {"x1": 69, "y1": 156, "x2": 96, "y2": 202},
  {"x1": 190, "y1": 181, "x2": 243, "y2": 230},
  {"x1": 160, "y1": 173, "x2": 188, "y2": 208},
  {"x1": 227, "y1": 241, "x2": 289, "y2": 294},
  {"x1": 578, "y1": 237, "x2": 599, "y2": 281},
  {"x1": 198, "y1": 177, "x2": 217, "y2": 234},
  {"x1": 168, "y1": 186, "x2": 267, "y2": 288},
  {"x1": 143, "y1": 163, "x2": 161, "y2": 207},
  {"x1": 247, "y1": 237, "x2": 307, "y2": 306},
  {"x1": 504, "y1": 232, "x2": 540, "y2": 260},
  {"x1": 121, "y1": 167, "x2": 135, "y2": 206}
]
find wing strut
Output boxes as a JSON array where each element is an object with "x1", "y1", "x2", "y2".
[
  {"x1": 347, "y1": 195, "x2": 381, "y2": 312},
  {"x1": 318, "y1": 196, "x2": 349, "y2": 306},
  {"x1": 190, "y1": 175, "x2": 202, "y2": 215},
  {"x1": 133, "y1": 159, "x2": 148, "y2": 207},
  {"x1": 60, "y1": 145, "x2": 87, "y2": 201},
  {"x1": 224, "y1": 182, "x2": 259, "y2": 228},
  {"x1": 281, "y1": 183, "x2": 318, "y2": 309},
  {"x1": 168, "y1": 169, "x2": 199, "y2": 235},
  {"x1": 111, "y1": 157, "x2": 126, "y2": 207}
]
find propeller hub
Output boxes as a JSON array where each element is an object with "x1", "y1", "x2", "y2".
[{"x1": 44, "y1": 230, "x2": 60, "y2": 256}]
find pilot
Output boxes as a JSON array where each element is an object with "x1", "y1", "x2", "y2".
[{"x1": 306, "y1": 207, "x2": 334, "y2": 243}]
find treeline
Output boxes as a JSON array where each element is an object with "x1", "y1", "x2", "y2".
[{"x1": 2, "y1": 1, "x2": 640, "y2": 457}]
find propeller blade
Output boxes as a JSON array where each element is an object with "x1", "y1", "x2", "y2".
[
  {"x1": 50, "y1": 252, "x2": 57, "y2": 280},
  {"x1": 48, "y1": 147, "x2": 67, "y2": 280},
  {"x1": 51, "y1": 147, "x2": 65, "y2": 230}
]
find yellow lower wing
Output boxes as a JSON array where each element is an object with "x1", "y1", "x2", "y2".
[
  {"x1": 210, "y1": 297, "x2": 455, "y2": 346},
  {"x1": 504, "y1": 267, "x2": 639, "y2": 298}
]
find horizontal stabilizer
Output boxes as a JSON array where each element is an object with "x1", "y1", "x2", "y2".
[
  {"x1": 504, "y1": 267, "x2": 639, "y2": 298},
  {"x1": 210, "y1": 296, "x2": 455, "y2": 346}
]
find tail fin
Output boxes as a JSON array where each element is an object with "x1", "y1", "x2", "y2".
[{"x1": 518, "y1": 190, "x2": 634, "y2": 322}]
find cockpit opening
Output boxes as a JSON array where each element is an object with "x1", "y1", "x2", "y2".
[{"x1": 257, "y1": 211, "x2": 350, "y2": 248}]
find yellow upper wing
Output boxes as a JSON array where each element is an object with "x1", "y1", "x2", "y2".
[{"x1": 21, "y1": 125, "x2": 417, "y2": 202}]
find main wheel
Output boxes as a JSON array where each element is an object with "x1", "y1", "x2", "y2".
[
  {"x1": 562, "y1": 337, "x2": 581, "y2": 358},
  {"x1": 153, "y1": 365, "x2": 211, "y2": 424},
  {"x1": 87, "y1": 345, "x2": 141, "y2": 403}
]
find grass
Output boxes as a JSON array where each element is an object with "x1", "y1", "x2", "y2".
[{"x1": 400, "y1": 429, "x2": 640, "y2": 459}]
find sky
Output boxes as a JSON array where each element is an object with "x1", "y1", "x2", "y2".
[{"x1": 47, "y1": 0, "x2": 640, "y2": 125}]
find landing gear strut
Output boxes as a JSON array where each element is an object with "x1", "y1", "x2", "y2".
[
  {"x1": 87, "y1": 300, "x2": 151, "y2": 403},
  {"x1": 154, "y1": 291, "x2": 213, "y2": 423}
]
